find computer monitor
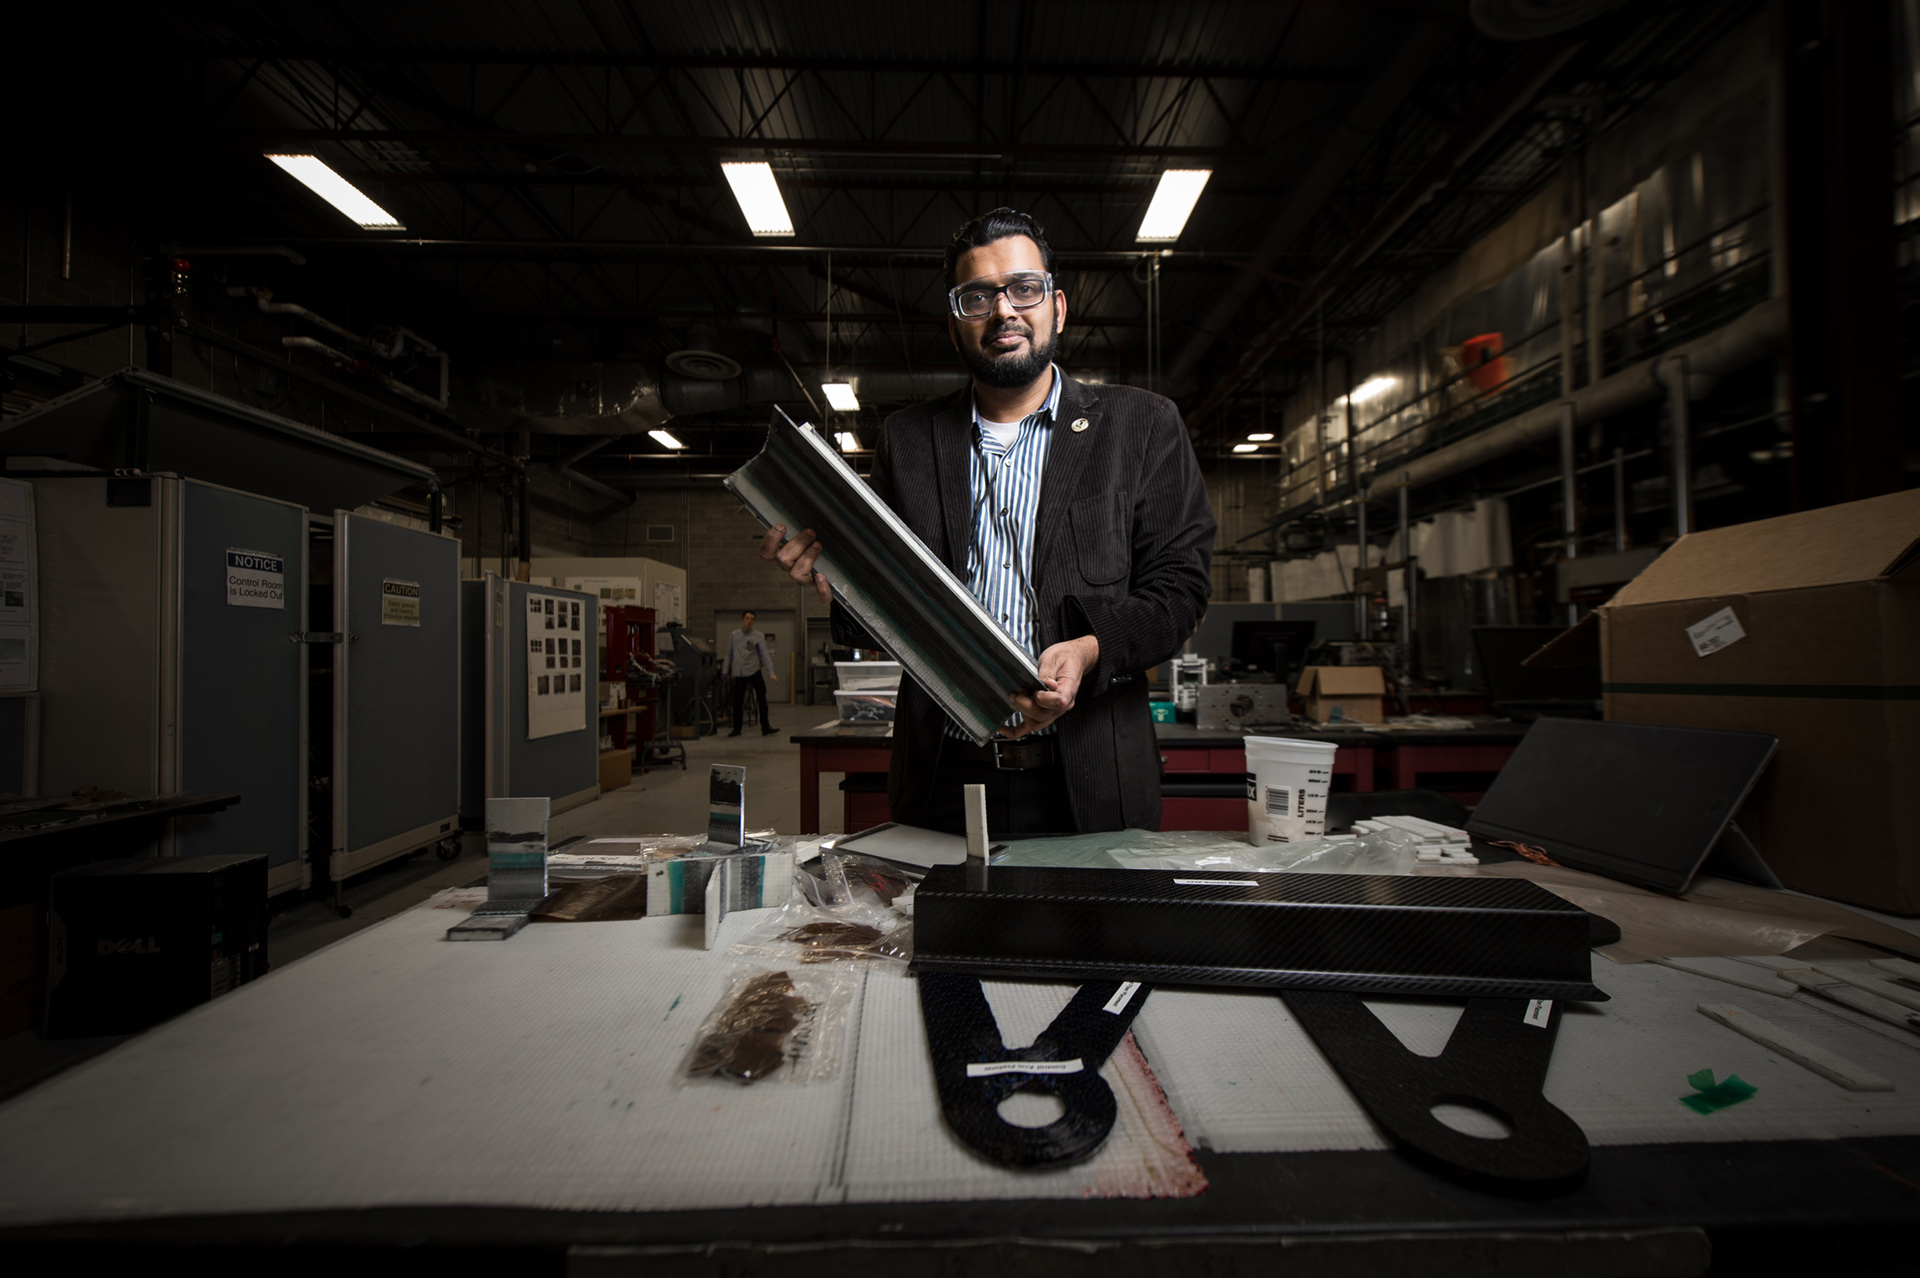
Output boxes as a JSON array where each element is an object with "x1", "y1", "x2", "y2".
[
  {"x1": 1230, "y1": 619, "x2": 1317, "y2": 679},
  {"x1": 1471, "y1": 626, "x2": 1600, "y2": 714}
]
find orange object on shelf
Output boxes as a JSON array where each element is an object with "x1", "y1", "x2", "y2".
[{"x1": 1460, "y1": 332, "x2": 1511, "y2": 393}]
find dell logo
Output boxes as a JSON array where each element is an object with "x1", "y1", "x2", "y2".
[{"x1": 96, "y1": 937, "x2": 162, "y2": 956}]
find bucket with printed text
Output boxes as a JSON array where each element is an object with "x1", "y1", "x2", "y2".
[{"x1": 1244, "y1": 735, "x2": 1337, "y2": 845}]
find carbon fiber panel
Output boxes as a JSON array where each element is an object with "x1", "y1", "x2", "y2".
[{"x1": 912, "y1": 865, "x2": 1605, "y2": 1000}]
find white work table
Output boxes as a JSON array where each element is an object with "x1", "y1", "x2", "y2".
[{"x1": 2, "y1": 877, "x2": 1919, "y2": 1270}]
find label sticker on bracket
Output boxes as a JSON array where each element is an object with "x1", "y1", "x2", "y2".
[
  {"x1": 1524, "y1": 998, "x2": 1553, "y2": 1028},
  {"x1": 1173, "y1": 878, "x2": 1259, "y2": 887},
  {"x1": 965, "y1": 1058, "x2": 1085, "y2": 1078},
  {"x1": 1103, "y1": 981, "x2": 1142, "y2": 1015}
]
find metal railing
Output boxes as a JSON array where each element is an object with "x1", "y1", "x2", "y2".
[{"x1": 1263, "y1": 205, "x2": 1773, "y2": 530}]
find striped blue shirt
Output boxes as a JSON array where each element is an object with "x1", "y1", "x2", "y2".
[{"x1": 946, "y1": 367, "x2": 1061, "y2": 740}]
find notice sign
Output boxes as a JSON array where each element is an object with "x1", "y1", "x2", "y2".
[
  {"x1": 381, "y1": 578, "x2": 421, "y2": 627},
  {"x1": 226, "y1": 548, "x2": 284, "y2": 609}
]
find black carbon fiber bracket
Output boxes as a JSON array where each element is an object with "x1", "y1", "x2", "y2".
[
  {"x1": 917, "y1": 972, "x2": 1151, "y2": 1168},
  {"x1": 1283, "y1": 990, "x2": 1590, "y2": 1194},
  {"x1": 913, "y1": 864, "x2": 1605, "y2": 1001}
]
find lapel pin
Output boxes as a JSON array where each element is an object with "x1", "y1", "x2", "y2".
[{"x1": 1071, "y1": 417, "x2": 1090, "y2": 432}]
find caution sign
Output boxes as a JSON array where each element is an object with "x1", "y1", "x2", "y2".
[
  {"x1": 381, "y1": 578, "x2": 421, "y2": 627},
  {"x1": 226, "y1": 548, "x2": 284, "y2": 609}
]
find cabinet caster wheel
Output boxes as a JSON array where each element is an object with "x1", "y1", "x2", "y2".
[{"x1": 435, "y1": 838, "x2": 460, "y2": 861}]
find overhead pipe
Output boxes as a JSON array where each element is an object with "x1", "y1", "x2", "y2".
[
  {"x1": 176, "y1": 244, "x2": 308, "y2": 265},
  {"x1": 280, "y1": 336, "x2": 452, "y2": 415},
  {"x1": 846, "y1": 370, "x2": 970, "y2": 401},
  {"x1": 372, "y1": 326, "x2": 450, "y2": 408},
  {"x1": 1362, "y1": 298, "x2": 1786, "y2": 505},
  {"x1": 236, "y1": 286, "x2": 451, "y2": 410},
  {"x1": 183, "y1": 317, "x2": 512, "y2": 466},
  {"x1": 229, "y1": 285, "x2": 363, "y2": 346},
  {"x1": 1167, "y1": 16, "x2": 1450, "y2": 386},
  {"x1": 546, "y1": 436, "x2": 634, "y2": 508}
]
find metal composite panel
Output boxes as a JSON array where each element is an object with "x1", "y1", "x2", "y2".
[
  {"x1": 333, "y1": 513, "x2": 459, "y2": 876},
  {"x1": 725, "y1": 408, "x2": 1043, "y2": 745},
  {"x1": 176, "y1": 480, "x2": 307, "y2": 883}
]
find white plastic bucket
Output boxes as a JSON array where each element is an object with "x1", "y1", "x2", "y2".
[{"x1": 1244, "y1": 735, "x2": 1337, "y2": 846}]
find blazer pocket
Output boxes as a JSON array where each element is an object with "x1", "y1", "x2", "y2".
[{"x1": 1070, "y1": 492, "x2": 1130, "y2": 585}]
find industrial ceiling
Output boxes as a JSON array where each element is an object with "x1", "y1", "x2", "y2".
[{"x1": 8, "y1": 0, "x2": 1757, "y2": 487}]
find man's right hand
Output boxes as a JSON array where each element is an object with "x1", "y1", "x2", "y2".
[{"x1": 760, "y1": 524, "x2": 834, "y2": 604}]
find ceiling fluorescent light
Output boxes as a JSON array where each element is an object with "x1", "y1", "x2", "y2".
[
  {"x1": 648, "y1": 429, "x2": 685, "y2": 450},
  {"x1": 1348, "y1": 375, "x2": 1397, "y2": 405},
  {"x1": 721, "y1": 161, "x2": 795, "y2": 236},
  {"x1": 1136, "y1": 169, "x2": 1212, "y2": 242},
  {"x1": 835, "y1": 431, "x2": 861, "y2": 452},
  {"x1": 1246, "y1": 432, "x2": 1274, "y2": 441},
  {"x1": 265, "y1": 154, "x2": 404, "y2": 230},
  {"x1": 822, "y1": 382, "x2": 860, "y2": 412},
  {"x1": 1232, "y1": 443, "x2": 1259, "y2": 453}
]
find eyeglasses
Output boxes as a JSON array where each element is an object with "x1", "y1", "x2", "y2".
[{"x1": 948, "y1": 271, "x2": 1054, "y2": 320}]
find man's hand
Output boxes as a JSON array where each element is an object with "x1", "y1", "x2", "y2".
[
  {"x1": 1004, "y1": 635, "x2": 1100, "y2": 738},
  {"x1": 759, "y1": 524, "x2": 834, "y2": 604},
  {"x1": 767, "y1": 671, "x2": 779, "y2": 684}
]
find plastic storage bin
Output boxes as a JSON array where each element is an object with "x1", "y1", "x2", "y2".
[
  {"x1": 835, "y1": 689, "x2": 898, "y2": 723},
  {"x1": 836, "y1": 660, "x2": 903, "y2": 691}
]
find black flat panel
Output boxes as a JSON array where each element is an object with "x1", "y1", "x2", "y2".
[
  {"x1": 1466, "y1": 717, "x2": 1776, "y2": 892},
  {"x1": 912, "y1": 864, "x2": 1603, "y2": 999}
]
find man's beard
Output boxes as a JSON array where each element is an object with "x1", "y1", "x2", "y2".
[{"x1": 962, "y1": 317, "x2": 1058, "y2": 390}]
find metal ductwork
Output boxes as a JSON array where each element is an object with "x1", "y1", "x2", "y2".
[
  {"x1": 1363, "y1": 299, "x2": 1787, "y2": 503},
  {"x1": 478, "y1": 362, "x2": 792, "y2": 434},
  {"x1": 847, "y1": 370, "x2": 971, "y2": 402}
]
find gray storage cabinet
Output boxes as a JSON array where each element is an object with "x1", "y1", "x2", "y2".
[
  {"x1": 329, "y1": 511, "x2": 460, "y2": 885},
  {"x1": 35, "y1": 476, "x2": 308, "y2": 895},
  {"x1": 459, "y1": 573, "x2": 597, "y2": 825}
]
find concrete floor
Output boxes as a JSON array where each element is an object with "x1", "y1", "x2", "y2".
[{"x1": 0, "y1": 716, "x2": 856, "y2": 1100}]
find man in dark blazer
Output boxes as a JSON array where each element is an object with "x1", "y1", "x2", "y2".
[{"x1": 761, "y1": 208, "x2": 1214, "y2": 834}]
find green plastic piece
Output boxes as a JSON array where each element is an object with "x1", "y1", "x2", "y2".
[{"x1": 1680, "y1": 1070, "x2": 1758, "y2": 1115}]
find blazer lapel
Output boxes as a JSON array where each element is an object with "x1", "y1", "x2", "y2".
[
  {"x1": 1034, "y1": 376, "x2": 1102, "y2": 579},
  {"x1": 930, "y1": 392, "x2": 974, "y2": 574}
]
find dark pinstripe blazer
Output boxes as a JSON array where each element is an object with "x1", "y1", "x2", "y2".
[{"x1": 833, "y1": 372, "x2": 1215, "y2": 831}]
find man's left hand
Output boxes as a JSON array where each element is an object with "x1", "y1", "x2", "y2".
[{"x1": 1004, "y1": 635, "x2": 1099, "y2": 738}]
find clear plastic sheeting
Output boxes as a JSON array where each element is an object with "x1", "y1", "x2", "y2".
[
  {"x1": 677, "y1": 961, "x2": 859, "y2": 1087},
  {"x1": 993, "y1": 829, "x2": 1417, "y2": 876}
]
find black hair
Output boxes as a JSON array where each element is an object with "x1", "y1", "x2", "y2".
[
  {"x1": 943, "y1": 207, "x2": 1054, "y2": 289},
  {"x1": 743, "y1": 610, "x2": 755, "y2": 617}
]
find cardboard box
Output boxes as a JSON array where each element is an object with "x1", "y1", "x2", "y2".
[
  {"x1": 1533, "y1": 488, "x2": 1920, "y2": 913},
  {"x1": 1296, "y1": 665, "x2": 1386, "y2": 724},
  {"x1": 598, "y1": 748, "x2": 633, "y2": 792}
]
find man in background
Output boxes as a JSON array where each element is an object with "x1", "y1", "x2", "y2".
[{"x1": 723, "y1": 610, "x2": 778, "y2": 737}]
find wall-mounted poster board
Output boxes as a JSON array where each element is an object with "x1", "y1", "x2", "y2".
[
  {"x1": 0, "y1": 478, "x2": 37, "y2": 692},
  {"x1": 525, "y1": 591, "x2": 587, "y2": 740}
]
